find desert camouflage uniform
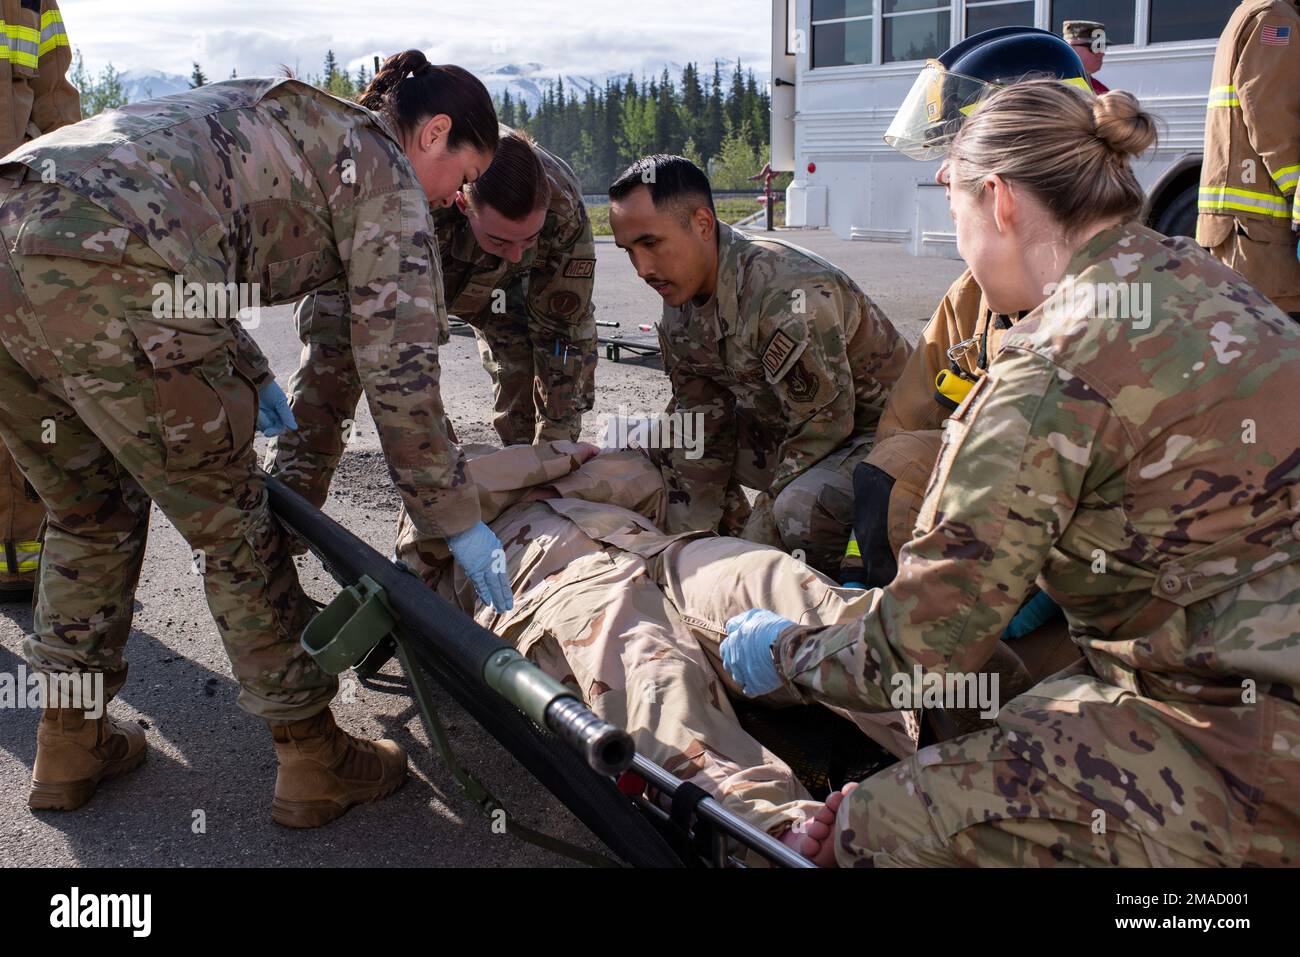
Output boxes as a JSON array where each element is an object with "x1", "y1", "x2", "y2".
[
  {"x1": 396, "y1": 443, "x2": 919, "y2": 834},
  {"x1": 768, "y1": 223, "x2": 1300, "y2": 867},
  {"x1": 0, "y1": 0, "x2": 79, "y2": 592},
  {"x1": 1197, "y1": 0, "x2": 1300, "y2": 315},
  {"x1": 270, "y1": 132, "x2": 596, "y2": 507},
  {"x1": 656, "y1": 222, "x2": 910, "y2": 573},
  {"x1": 0, "y1": 79, "x2": 477, "y2": 720}
]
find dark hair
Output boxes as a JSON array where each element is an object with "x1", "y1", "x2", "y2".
[
  {"x1": 359, "y1": 51, "x2": 498, "y2": 154},
  {"x1": 609, "y1": 154, "x2": 716, "y2": 221},
  {"x1": 465, "y1": 130, "x2": 552, "y2": 221}
]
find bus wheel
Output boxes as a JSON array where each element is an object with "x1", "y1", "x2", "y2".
[{"x1": 1153, "y1": 183, "x2": 1198, "y2": 239}]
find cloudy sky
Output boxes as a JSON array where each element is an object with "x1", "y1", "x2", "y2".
[{"x1": 61, "y1": 0, "x2": 772, "y2": 79}]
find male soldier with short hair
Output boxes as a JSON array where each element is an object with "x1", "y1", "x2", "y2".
[
  {"x1": 1062, "y1": 20, "x2": 1109, "y2": 93},
  {"x1": 1198, "y1": 0, "x2": 1300, "y2": 319},
  {"x1": 0, "y1": 0, "x2": 78, "y2": 600},
  {"x1": 608, "y1": 155, "x2": 910, "y2": 574},
  {"x1": 272, "y1": 128, "x2": 598, "y2": 509}
]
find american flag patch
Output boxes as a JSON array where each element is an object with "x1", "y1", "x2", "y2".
[{"x1": 1261, "y1": 24, "x2": 1291, "y2": 46}]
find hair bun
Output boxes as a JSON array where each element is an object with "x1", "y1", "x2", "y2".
[{"x1": 1091, "y1": 91, "x2": 1157, "y2": 158}]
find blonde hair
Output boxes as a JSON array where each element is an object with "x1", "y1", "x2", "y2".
[{"x1": 949, "y1": 81, "x2": 1158, "y2": 234}]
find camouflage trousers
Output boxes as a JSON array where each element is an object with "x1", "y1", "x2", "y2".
[
  {"x1": 466, "y1": 286, "x2": 597, "y2": 446},
  {"x1": 0, "y1": 181, "x2": 334, "y2": 720},
  {"x1": 834, "y1": 661, "x2": 1300, "y2": 867},
  {"x1": 0, "y1": 438, "x2": 44, "y2": 587},
  {"x1": 741, "y1": 433, "x2": 877, "y2": 575}
]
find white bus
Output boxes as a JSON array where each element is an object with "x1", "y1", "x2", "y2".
[{"x1": 771, "y1": 0, "x2": 1230, "y2": 258}]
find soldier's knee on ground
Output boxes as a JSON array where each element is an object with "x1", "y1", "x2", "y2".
[
  {"x1": 772, "y1": 479, "x2": 855, "y2": 574},
  {"x1": 835, "y1": 731, "x2": 1170, "y2": 868}
]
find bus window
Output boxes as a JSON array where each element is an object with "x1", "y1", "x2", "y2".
[
  {"x1": 884, "y1": 0, "x2": 951, "y2": 62},
  {"x1": 812, "y1": 0, "x2": 875, "y2": 68},
  {"x1": 1051, "y1": 0, "x2": 1135, "y2": 45},
  {"x1": 967, "y1": 0, "x2": 1035, "y2": 35},
  {"x1": 1149, "y1": 0, "x2": 1234, "y2": 43}
]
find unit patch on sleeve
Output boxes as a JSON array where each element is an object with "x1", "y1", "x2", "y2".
[{"x1": 563, "y1": 259, "x2": 597, "y2": 279}]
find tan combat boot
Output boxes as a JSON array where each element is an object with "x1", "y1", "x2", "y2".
[
  {"x1": 269, "y1": 709, "x2": 408, "y2": 828},
  {"x1": 28, "y1": 708, "x2": 147, "y2": 811}
]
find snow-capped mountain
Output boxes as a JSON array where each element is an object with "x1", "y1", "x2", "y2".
[
  {"x1": 114, "y1": 60, "x2": 770, "y2": 108},
  {"x1": 118, "y1": 69, "x2": 192, "y2": 103}
]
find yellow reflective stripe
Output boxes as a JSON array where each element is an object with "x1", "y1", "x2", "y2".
[
  {"x1": 843, "y1": 534, "x2": 861, "y2": 560},
  {"x1": 2, "y1": 541, "x2": 40, "y2": 573},
  {"x1": 0, "y1": 13, "x2": 68, "y2": 67},
  {"x1": 1273, "y1": 164, "x2": 1300, "y2": 194},
  {"x1": 1199, "y1": 186, "x2": 1292, "y2": 219},
  {"x1": 39, "y1": 9, "x2": 68, "y2": 56},
  {"x1": 1063, "y1": 76, "x2": 1092, "y2": 92}
]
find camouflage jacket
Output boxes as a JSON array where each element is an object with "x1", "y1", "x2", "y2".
[
  {"x1": 775, "y1": 223, "x2": 1300, "y2": 864},
  {"x1": 657, "y1": 223, "x2": 910, "y2": 534},
  {"x1": 4, "y1": 78, "x2": 479, "y2": 537},
  {"x1": 434, "y1": 127, "x2": 596, "y2": 343}
]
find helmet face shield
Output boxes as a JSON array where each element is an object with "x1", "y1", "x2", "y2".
[{"x1": 884, "y1": 63, "x2": 995, "y2": 161}]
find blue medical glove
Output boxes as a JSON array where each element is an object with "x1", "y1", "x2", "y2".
[
  {"x1": 1003, "y1": 590, "x2": 1062, "y2": 641},
  {"x1": 722, "y1": 609, "x2": 796, "y2": 698},
  {"x1": 257, "y1": 380, "x2": 298, "y2": 437},
  {"x1": 447, "y1": 522, "x2": 514, "y2": 613}
]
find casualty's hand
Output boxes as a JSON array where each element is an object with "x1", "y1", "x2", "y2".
[
  {"x1": 257, "y1": 380, "x2": 298, "y2": 437},
  {"x1": 447, "y1": 522, "x2": 514, "y2": 613},
  {"x1": 722, "y1": 609, "x2": 796, "y2": 698},
  {"x1": 574, "y1": 442, "x2": 602, "y2": 464}
]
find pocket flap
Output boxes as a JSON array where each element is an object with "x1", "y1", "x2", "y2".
[
  {"x1": 124, "y1": 311, "x2": 233, "y2": 370},
  {"x1": 13, "y1": 216, "x2": 131, "y2": 264}
]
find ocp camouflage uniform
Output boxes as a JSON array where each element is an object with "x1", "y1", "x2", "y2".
[
  {"x1": 656, "y1": 222, "x2": 910, "y2": 573},
  {"x1": 395, "y1": 443, "x2": 919, "y2": 835},
  {"x1": 0, "y1": 0, "x2": 79, "y2": 593},
  {"x1": 443, "y1": 132, "x2": 597, "y2": 444},
  {"x1": 270, "y1": 131, "x2": 597, "y2": 508},
  {"x1": 0, "y1": 79, "x2": 477, "y2": 720},
  {"x1": 769, "y1": 223, "x2": 1300, "y2": 867},
  {"x1": 1197, "y1": 0, "x2": 1300, "y2": 315},
  {"x1": 864, "y1": 268, "x2": 1019, "y2": 555}
]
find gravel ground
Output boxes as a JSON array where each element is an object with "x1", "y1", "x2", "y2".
[{"x1": 0, "y1": 231, "x2": 963, "y2": 868}]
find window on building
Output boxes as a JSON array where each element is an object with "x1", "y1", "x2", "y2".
[
  {"x1": 966, "y1": 0, "x2": 1035, "y2": 36},
  {"x1": 1149, "y1": 0, "x2": 1234, "y2": 43},
  {"x1": 812, "y1": 0, "x2": 875, "y2": 68},
  {"x1": 883, "y1": 0, "x2": 951, "y2": 63},
  {"x1": 1051, "y1": 0, "x2": 1135, "y2": 46}
]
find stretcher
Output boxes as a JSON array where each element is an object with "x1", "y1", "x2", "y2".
[{"x1": 267, "y1": 476, "x2": 813, "y2": 868}]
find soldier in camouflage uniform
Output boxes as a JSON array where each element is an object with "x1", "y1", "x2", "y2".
[
  {"x1": 725, "y1": 83, "x2": 1300, "y2": 867},
  {"x1": 0, "y1": 60, "x2": 505, "y2": 825},
  {"x1": 271, "y1": 128, "x2": 597, "y2": 506},
  {"x1": 395, "y1": 442, "x2": 920, "y2": 837},
  {"x1": 608, "y1": 155, "x2": 910, "y2": 575}
]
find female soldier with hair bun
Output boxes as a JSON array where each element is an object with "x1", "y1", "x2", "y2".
[
  {"x1": 725, "y1": 82, "x2": 1300, "y2": 867},
  {"x1": 0, "y1": 49, "x2": 511, "y2": 827}
]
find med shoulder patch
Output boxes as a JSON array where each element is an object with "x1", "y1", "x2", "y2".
[{"x1": 563, "y1": 259, "x2": 597, "y2": 279}]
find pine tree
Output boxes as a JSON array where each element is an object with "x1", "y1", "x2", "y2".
[
  {"x1": 355, "y1": 63, "x2": 370, "y2": 92},
  {"x1": 500, "y1": 90, "x2": 516, "y2": 128},
  {"x1": 189, "y1": 62, "x2": 208, "y2": 88},
  {"x1": 323, "y1": 50, "x2": 339, "y2": 87},
  {"x1": 703, "y1": 61, "x2": 725, "y2": 163}
]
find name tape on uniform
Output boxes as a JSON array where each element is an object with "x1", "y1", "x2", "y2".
[{"x1": 564, "y1": 259, "x2": 597, "y2": 279}]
